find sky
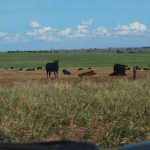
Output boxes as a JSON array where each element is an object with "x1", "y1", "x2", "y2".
[{"x1": 0, "y1": 0, "x2": 150, "y2": 52}]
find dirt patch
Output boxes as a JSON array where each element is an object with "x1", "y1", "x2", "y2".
[{"x1": 0, "y1": 68, "x2": 150, "y2": 88}]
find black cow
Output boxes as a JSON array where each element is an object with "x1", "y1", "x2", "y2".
[
  {"x1": 109, "y1": 64, "x2": 127, "y2": 76},
  {"x1": 143, "y1": 68, "x2": 150, "y2": 70},
  {"x1": 46, "y1": 60, "x2": 59, "y2": 78},
  {"x1": 19, "y1": 68, "x2": 23, "y2": 71},
  {"x1": 26, "y1": 68, "x2": 31, "y2": 71},
  {"x1": 88, "y1": 67, "x2": 91, "y2": 69},
  {"x1": 62, "y1": 69, "x2": 71, "y2": 75},
  {"x1": 78, "y1": 68, "x2": 83, "y2": 70},
  {"x1": 125, "y1": 67, "x2": 130, "y2": 70},
  {"x1": 26, "y1": 68, "x2": 35, "y2": 71},
  {"x1": 136, "y1": 66, "x2": 141, "y2": 70},
  {"x1": 37, "y1": 67, "x2": 42, "y2": 70}
]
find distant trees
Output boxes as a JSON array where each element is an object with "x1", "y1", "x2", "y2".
[{"x1": 116, "y1": 49, "x2": 123, "y2": 53}]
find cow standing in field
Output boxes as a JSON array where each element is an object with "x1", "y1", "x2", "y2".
[
  {"x1": 46, "y1": 60, "x2": 59, "y2": 78},
  {"x1": 78, "y1": 70, "x2": 96, "y2": 77},
  {"x1": 62, "y1": 69, "x2": 71, "y2": 75},
  {"x1": 109, "y1": 64, "x2": 127, "y2": 76}
]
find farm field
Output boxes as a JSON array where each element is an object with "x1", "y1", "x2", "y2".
[
  {"x1": 0, "y1": 50, "x2": 150, "y2": 68},
  {"x1": 0, "y1": 67, "x2": 150, "y2": 148}
]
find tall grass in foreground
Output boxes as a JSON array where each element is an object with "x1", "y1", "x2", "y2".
[{"x1": 0, "y1": 79, "x2": 150, "y2": 148}]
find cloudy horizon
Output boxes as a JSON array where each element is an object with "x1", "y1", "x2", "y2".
[{"x1": 0, "y1": 0, "x2": 150, "y2": 51}]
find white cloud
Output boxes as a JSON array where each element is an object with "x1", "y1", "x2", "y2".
[
  {"x1": 59, "y1": 28, "x2": 72, "y2": 37},
  {"x1": 29, "y1": 21, "x2": 42, "y2": 28},
  {"x1": 115, "y1": 22, "x2": 147, "y2": 35},
  {"x1": 93, "y1": 26, "x2": 111, "y2": 37},
  {"x1": 58, "y1": 19, "x2": 93, "y2": 39},
  {"x1": 76, "y1": 19, "x2": 92, "y2": 34},
  {"x1": 33, "y1": 35, "x2": 59, "y2": 41},
  {"x1": 73, "y1": 19, "x2": 93, "y2": 38},
  {"x1": 0, "y1": 32, "x2": 9, "y2": 37},
  {"x1": 38, "y1": 27, "x2": 51, "y2": 34},
  {"x1": 26, "y1": 27, "x2": 51, "y2": 36},
  {"x1": 27, "y1": 26, "x2": 59, "y2": 41},
  {"x1": 0, "y1": 32, "x2": 27, "y2": 43},
  {"x1": 26, "y1": 31, "x2": 36, "y2": 36},
  {"x1": 2, "y1": 19, "x2": 149, "y2": 46}
]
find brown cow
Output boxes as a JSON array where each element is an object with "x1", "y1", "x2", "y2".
[{"x1": 78, "y1": 70, "x2": 96, "y2": 77}]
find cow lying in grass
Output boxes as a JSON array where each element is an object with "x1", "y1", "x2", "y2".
[
  {"x1": 37, "y1": 67, "x2": 42, "y2": 70},
  {"x1": 125, "y1": 67, "x2": 130, "y2": 70},
  {"x1": 78, "y1": 70, "x2": 96, "y2": 77},
  {"x1": 78, "y1": 68, "x2": 83, "y2": 70},
  {"x1": 136, "y1": 66, "x2": 141, "y2": 70},
  {"x1": 26, "y1": 68, "x2": 35, "y2": 71},
  {"x1": 143, "y1": 68, "x2": 150, "y2": 70},
  {"x1": 62, "y1": 69, "x2": 71, "y2": 75}
]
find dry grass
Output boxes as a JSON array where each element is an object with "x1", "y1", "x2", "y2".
[{"x1": 0, "y1": 68, "x2": 150, "y2": 148}]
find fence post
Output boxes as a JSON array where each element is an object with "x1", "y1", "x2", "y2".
[{"x1": 133, "y1": 66, "x2": 136, "y2": 80}]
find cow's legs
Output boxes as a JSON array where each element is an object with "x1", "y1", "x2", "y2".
[
  {"x1": 49, "y1": 71, "x2": 51, "y2": 78},
  {"x1": 54, "y1": 71, "x2": 57, "y2": 78},
  {"x1": 46, "y1": 71, "x2": 48, "y2": 78},
  {"x1": 56, "y1": 71, "x2": 58, "y2": 78}
]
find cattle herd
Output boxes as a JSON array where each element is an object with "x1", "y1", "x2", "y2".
[{"x1": 4, "y1": 60, "x2": 150, "y2": 78}]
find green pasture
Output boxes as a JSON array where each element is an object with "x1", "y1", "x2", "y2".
[{"x1": 0, "y1": 51, "x2": 150, "y2": 68}]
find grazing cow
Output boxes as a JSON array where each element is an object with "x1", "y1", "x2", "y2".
[
  {"x1": 78, "y1": 68, "x2": 83, "y2": 70},
  {"x1": 109, "y1": 64, "x2": 127, "y2": 76},
  {"x1": 10, "y1": 67, "x2": 14, "y2": 69},
  {"x1": 88, "y1": 67, "x2": 91, "y2": 69},
  {"x1": 37, "y1": 67, "x2": 42, "y2": 70},
  {"x1": 46, "y1": 59, "x2": 59, "y2": 78},
  {"x1": 78, "y1": 70, "x2": 96, "y2": 77},
  {"x1": 19, "y1": 68, "x2": 23, "y2": 71},
  {"x1": 62, "y1": 69, "x2": 71, "y2": 75}
]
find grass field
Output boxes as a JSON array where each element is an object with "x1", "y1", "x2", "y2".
[
  {"x1": 0, "y1": 67, "x2": 150, "y2": 148},
  {"x1": 0, "y1": 50, "x2": 150, "y2": 68},
  {"x1": 0, "y1": 49, "x2": 150, "y2": 148}
]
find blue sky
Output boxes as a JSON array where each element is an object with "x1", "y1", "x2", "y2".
[{"x1": 0, "y1": 0, "x2": 150, "y2": 51}]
